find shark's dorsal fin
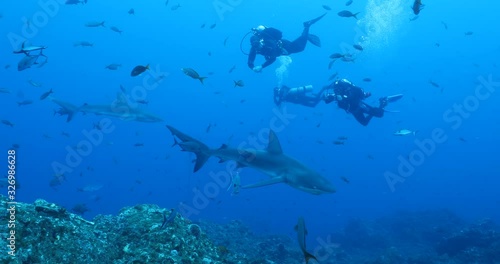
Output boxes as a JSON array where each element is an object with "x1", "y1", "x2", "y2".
[
  {"x1": 267, "y1": 130, "x2": 283, "y2": 154},
  {"x1": 218, "y1": 144, "x2": 228, "y2": 150}
]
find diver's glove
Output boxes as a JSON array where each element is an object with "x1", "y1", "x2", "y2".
[
  {"x1": 253, "y1": 65, "x2": 263, "y2": 73},
  {"x1": 323, "y1": 93, "x2": 337, "y2": 104}
]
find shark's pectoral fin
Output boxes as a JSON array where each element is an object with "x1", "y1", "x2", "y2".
[
  {"x1": 193, "y1": 152, "x2": 210, "y2": 172},
  {"x1": 241, "y1": 177, "x2": 285, "y2": 189}
]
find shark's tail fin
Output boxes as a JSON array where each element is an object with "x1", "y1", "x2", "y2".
[
  {"x1": 166, "y1": 125, "x2": 211, "y2": 172},
  {"x1": 304, "y1": 251, "x2": 318, "y2": 264}
]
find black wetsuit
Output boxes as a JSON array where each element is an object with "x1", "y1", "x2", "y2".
[
  {"x1": 248, "y1": 26, "x2": 311, "y2": 70},
  {"x1": 327, "y1": 81, "x2": 384, "y2": 126}
]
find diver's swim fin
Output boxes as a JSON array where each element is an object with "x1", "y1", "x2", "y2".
[
  {"x1": 303, "y1": 13, "x2": 327, "y2": 28},
  {"x1": 308, "y1": 34, "x2": 321, "y2": 47}
]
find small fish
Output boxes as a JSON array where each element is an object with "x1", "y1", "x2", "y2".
[
  {"x1": 363, "y1": 78, "x2": 371, "y2": 82},
  {"x1": 165, "y1": 0, "x2": 169, "y2": 6},
  {"x1": 328, "y1": 60, "x2": 335, "y2": 69},
  {"x1": 464, "y1": 31, "x2": 473, "y2": 36},
  {"x1": 40, "y1": 89, "x2": 53, "y2": 100},
  {"x1": 429, "y1": 80, "x2": 440, "y2": 88},
  {"x1": 441, "y1": 21, "x2": 448, "y2": 30},
  {"x1": 131, "y1": 64, "x2": 149, "y2": 77},
  {"x1": 77, "y1": 184, "x2": 103, "y2": 192},
  {"x1": 1, "y1": 120, "x2": 14, "y2": 127},
  {"x1": 65, "y1": 0, "x2": 87, "y2": 5},
  {"x1": 329, "y1": 53, "x2": 345, "y2": 59},
  {"x1": 340, "y1": 55, "x2": 356, "y2": 62},
  {"x1": 206, "y1": 124, "x2": 212, "y2": 133},
  {"x1": 345, "y1": 0, "x2": 353, "y2": 6},
  {"x1": 128, "y1": 8, "x2": 135, "y2": 15},
  {"x1": 338, "y1": 10, "x2": 360, "y2": 19},
  {"x1": 171, "y1": 3, "x2": 180, "y2": 11},
  {"x1": 4, "y1": 64, "x2": 10, "y2": 69},
  {"x1": 85, "y1": 21, "x2": 105, "y2": 27},
  {"x1": 411, "y1": 0, "x2": 424, "y2": 15},
  {"x1": 200, "y1": 23, "x2": 205, "y2": 28},
  {"x1": 73, "y1": 41, "x2": 93, "y2": 47},
  {"x1": 17, "y1": 99, "x2": 33, "y2": 106},
  {"x1": 435, "y1": 43, "x2": 440, "y2": 47},
  {"x1": 295, "y1": 217, "x2": 318, "y2": 264},
  {"x1": 233, "y1": 80, "x2": 244, "y2": 88},
  {"x1": 458, "y1": 137, "x2": 467, "y2": 142},
  {"x1": 328, "y1": 72, "x2": 338, "y2": 81},
  {"x1": 136, "y1": 99, "x2": 148, "y2": 105},
  {"x1": 322, "y1": 5, "x2": 331, "y2": 11},
  {"x1": 394, "y1": 129, "x2": 416, "y2": 136},
  {"x1": 0, "y1": 88, "x2": 11, "y2": 94},
  {"x1": 119, "y1": 85, "x2": 127, "y2": 93},
  {"x1": 208, "y1": 51, "x2": 212, "y2": 56},
  {"x1": 353, "y1": 44, "x2": 363, "y2": 51},
  {"x1": 409, "y1": 15, "x2": 419, "y2": 21},
  {"x1": 333, "y1": 140, "x2": 345, "y2": 145},
  {"x1": 134, "y1": 143, "x2": 144, "y2": 147},
  {"x1": 228, "y1": 65, "x2": 236, "y2": 73},
  {"x1": 181, "y1": 68, "x2": 207, "y2": 84},
  {"x1": 223, "y1": 37, "x2": 229, "y2": 46},
  {"x1": 28, "y1": 78, "x2": 42, "y2": 87},
  {"x1": 340, "y1": 176, "x2": 350, "y2": 183},
  {"x1": 161, "y1": 209, "x2": 176, "y2": 228},
  {"x1": 110, "y1": 26, "x2": 123, "y2": 34},
  {"x1": 105, "y1": 63, "x2": 121, "y2": 70},
  {"x1": 61, "y1": 131, "x2": 70, "y2": 137},
  {"x1": 338, "y1": 136, "x2": 348, "y2": 140}
]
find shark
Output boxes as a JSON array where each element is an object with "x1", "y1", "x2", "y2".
[
  {"x1": 166, "y1": 125, "x2": 336, "y2": 195},
  {"x1": 50, "y1": 93, "x2": 163, "y2": 123}
]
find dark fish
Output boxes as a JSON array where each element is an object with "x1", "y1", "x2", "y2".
[
  {"x1": 328, "y1": 72, "x2": 338, "y2": 81},
  {"x1": 412, "y1": 0, "x2": 424, "y2": 15},
  {"x1": 136, "y1": 99, "x2": 148, "y2": 105},
  {"x1": 105, "y1": 63, "x2": 121, "y2": 70},
  {"x1": 435, "y1": 43, "x2": 440, "y2": 47},
  {"x1": 429, "y1": 80, "x2": 440, "y2": 88},
  {"x1": 110, "y1": 26, "x2": 123, "y2": 34},
  {"x1": 61, "y1": 131, "x2": 70, "y2": 137},
  {"x1": 181, "y1": 68, "x2": 207, "y2": 84},
  {"x1": 362, "y1": 78, "x2": 371, "y2": 82},
  {"x1": 333, "y1": 140, "x2": 345, "y2": 145},
  {"x1": 208, "y1": 51, "x2": 212, "y2": 56},
  {"x1": 210, "y1": 23, "x2": 216, "y2": 29},
  {"x1": 161, "y1": 209, "x2": 176, "y2": 228},
  {"x1": 85, "y1": 21, "x2": 105, "y2": 27},
  {"x1": 338, "y1": 10, "x2": 359, "y2": 19},
  {"x1": 134, "y1": 143, "x2": 144, "y2": 147},
  {"x1": 464, "y1": 31, "x2": 473, "y2": 36},
  {"x1": 228, "y1": 65, "x2": 236, "y2": 73},
  {"x1": 131, "y1": 64, "x2": 149, "y2": 77},
  {"x1": 128, "y1": 8, "x2": 135, "y2": 15},
  {"x1": 328, "y1": 60, "x2": 335, "y2": 69},
  {"x1": 353, "y1": 44, "x2": 363, "y2": 51},
  {"x1": 322, "y1": 5, "x2": 331, "y2": 10},
  {"x1": 329, "y1": 53, "x2": 344, "y2": 59},
  {"x1": 340, "y1": 176, "x2": 350, "y2": 183},
  {"x1": 338, "y1": 136, "x2": 348, "y2": 140},
  {"x1": 345, "y1": 0, "x2": 353, "y2": 6},
  {"x1": 40, "y1": 89, "x2": 53, "y2": 100},
  {"x1": 441, "y1": 21, "x2": 448, "y2": 30},
  {"x1": 171, "y1": 3, "x2": 180, "y2": 11},
  {"x1": 1, "y1": 120, "x2": 14, "y2": 127},
  {"x1": 233, "y1": 80, "x2": 244, "y2": 88},
  {"x1": 17, "y1": 99, "x2": 33, "y2": 106},
  {"x1": 240, "y1": 99, "x2": 246, "y2": 103},
  {"x1": 458, "y1": 137, "x2": 467, "y2": 142},
  {"x1": 200, "y1": 23, "x2": 205, "y2": 28},
  {"x1": 223, "y1": 37, "x2": 229, "y2": 46},
  {"x1": 206, "y1": 124, "x2": 212, "y2": 133}
]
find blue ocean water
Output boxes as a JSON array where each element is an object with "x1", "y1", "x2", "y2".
[{"x1": 1, "y1": 0, "x2": 499, "y2": 254}]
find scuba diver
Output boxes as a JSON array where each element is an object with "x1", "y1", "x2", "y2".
[
  {"x1": 323, "y1": 79, "x2": 403, "y2": 126},
  {"x1": 247, "y1": 13, "x2": 326, "y2": 72},
  {"x1": 275, "y1": 79, "x2": 402, "y2": 126},
  {"x1": 273, "y1": 85, "x2": 327, "y2": 107}
]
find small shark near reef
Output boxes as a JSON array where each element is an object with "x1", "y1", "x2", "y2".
[{"x1": 167, "y1": 125, "x2": 336, "y2": 195}]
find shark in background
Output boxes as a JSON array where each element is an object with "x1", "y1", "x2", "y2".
[
  {"x1": 49, "y1": 92, "x2": 163, "y2": 123},
  {"x1": 166, "y1": 125, "x2": 336, "y2": 195}
]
